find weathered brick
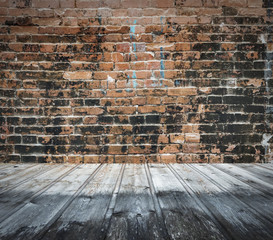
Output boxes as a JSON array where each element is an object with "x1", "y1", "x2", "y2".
[{"x1": 0, "y1": 0, "x2": 269, "y2": 163}]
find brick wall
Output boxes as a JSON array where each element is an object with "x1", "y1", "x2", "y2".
[{"x1": 0, "y1": 0, "x2": 272, "y2": 163}]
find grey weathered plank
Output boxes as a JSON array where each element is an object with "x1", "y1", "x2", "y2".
[
  {"x1": 236, "y1": 164, "x2": 273, "y2": 184},
  {"x1": 191, "y1": 164, "x2": 273, "y2": 224},
  {"x1": 0, "y1": 164, "x2": 23, "y2": 170},
  {"x1": 0, "y1": 164, "x2": 54, "y2": 191},
  {"x1": 40, "y1": 164, "x2": 123, "y2": 240},
  {"x1": 256, "y1": 163, "x2": 273, "y2": 171},
  {"x1": 213, "y1": 164, "x2": 273, "y2": 197},
  {"x1": 172, "y1": 164, "x2": 272, "y2": 240},
  {"x1": 149, "y1": 163, "x2": 227, "y2": 240},
  {"x1": 106, "y1": 164, "x2": 165, "y2": 240},
  {"x1": 0, "y1": 164, "x2": 10, "y2": 170},
  {"x1": 0, "y1": 164, "x2": 37, "y2": 180},
  {"x1": 0, "y1": 164, "x2": 77, "y2": 222},
  {"x1": 0, "y1": 164, "x2": 100, "y2": 240}
]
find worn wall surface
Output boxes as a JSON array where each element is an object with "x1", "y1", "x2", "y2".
[{"x1": 0, "y1": 0, "x2": 272, "y2": 163}]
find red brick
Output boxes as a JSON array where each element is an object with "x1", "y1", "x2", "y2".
[
  {"x1": 138, "y1": 105, "x2": 165, "y2": 113},
  {"x1": 219, "y1": 0, "x2": 247, "y2": 7},
  {"x1": 159, "y1": 144, "x2": 180, "y2": 154},
  {"x1": 32, "y1": 0, "x2": 59, "y2": 8},
  {"x1": 121, "y1": 0, "x2": 150, "y2": 8},
  {"x1": 160, "y1": 154, "x2": 177, "y2": 163},
  {"x1": 116, "y1": 43, "x2": 130, "y2": 53},
  {"x1": 107, "y1": 106, "x2": 136, "y2": 115},
  {"x1": 74, "y1": 107, "x2": 104, "y2": 116},
  {"x1": 60, "y1": 0, "x2": 75, "y2": 8},
  {"x1": 168, "y1": 88, "x2": 197, "y2": 96},
  {"x1": 185, "y1": 133, "x2": 200, "y2": 143},
  {"x1": 83, "y1": 155, "x2": 100, "y2": 163},
  {"x1": 64, "y1": 72, "x2": 92, "y2": 80}
]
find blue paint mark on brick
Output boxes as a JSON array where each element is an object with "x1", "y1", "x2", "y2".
[
  {"x1": 160, "y1": 47, "x2": 165, "y2": 84},
  {"x1": 132, "y1": 71, "x2": 137, "y2": 79},
  {"x1": 130, "y1": 25, "x2": 136, "y2": 40},
  {"x1": 160, "y1": 16, "x2": 164, "y2": 33},
  {"x1": 98, "y1": 15, "x2": 102, "y2": 25}
]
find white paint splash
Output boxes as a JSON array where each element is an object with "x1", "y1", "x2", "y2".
[
  {"x1": 259, "y1": 34, "x2": 266, "y2": 44},
  {"x1": 107, "y1": 75, "x2": 114, "y2": 82},
  {"x1": 262, "y1": 134, "x2": 272, "y2": 156}
]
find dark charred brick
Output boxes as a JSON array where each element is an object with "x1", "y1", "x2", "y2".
[
  {"x1": 185, "y1": 71, "x2": 197, "y2": 78},
  {"x1": 52, "y1": 136, "x2": 69, "y2": 145},
  {"x1": 114, "y1": 116, "x2": 129, "y2": 124},
  {"x1": 243, "y1": 35, "x2": 258, "y2": 42},
  {"x1": 225, "y1": 124, "x2": 253, "y2": 133},
  {"x1": 244, "y1": 71, "x2": 264, "y2": 78},
  {"x1": 208, "y1": 96, "x2": 222, "y2": 104},
  {"x1": 52, "y1": 117, "x2": 67, "y2": 125},
  {"x1": 7, "y1": 117, "x2": 20, "y2": 125},
  {"x1": 192, "y1": 43, "x2": 220, "y2": 51},
  {"x1": 200, "y1": 53, "x2": 215, "y2": 60},
  {"x1": 199, "y1": 124, "x2": 217, "y2": 133},
  {"x1": 200, "y1": 113, "x2": 219, "y2": 123},
  {"x1": 237, "y1": 44, "x2": 266, "y2": 52},
  {"x1": 98, "y1": 116, "x2": 113, "y2": 124},
  {"x1": 250, "y1": 114, "x2": 265, "y2": 123},
  {"x1": 234, "y1": 114, "x2": 249, "y2": 122},
  {"x1": 130, "y1": 116, "x2": 145, "y2": 125},
  {"x1": 254, "y1": 97, "x2": 267, "y2": 104},
  {"x1": 223, "y1": 155, "x2": 235, "y2": 163},
  {"x1": 15, "y1": 145, "x2": 45, "y2": 154},
  {"x1": 223, "y1": 96, "x2": 252, "y2": 104},
  {"x1": 235, "y1": 62, "x2": 253, "y2": 69},
  {"x1": 222, "y1": 6, "x2": 238, "y2": 16},
  {"x1": 146, "y1": 115, "x2": 160, "y2": 124},
  {"x1": 15, "y1": 127, "x2": 44, "y2": 134},
  {"x1": 22, "y1": 156, "x2": 36, "y2": 163},
  {"x1": 70, "y1": 135, "x2": 85, "y2": 145},
  {"x1": 166, "y1": 125, "x2": 182, "y2": 133},
  {"x1": 133, "y1": 126, "x2": 161, "y2": 134},
  {"x1": 133, "y1": 135, "x2": 159, "y2": 144},
  {"x1": 200, "y1": 135, "x2": 218, "y2": 144},
  {"x1": 85, "y1": 99, "x2": 100, "y2": 106},
  {"x1": 76, "y1": 126, "x2": 104, "y2": 135},
  {"x1": 244, "y1": 105, "x2": 265, "y2": 113},
  {"x1": 23, "y1": 136, "x2": 37, "y2": 144},
  {"x1": 22, "y1": 118, "x2": 37, "y2": 125},
  {"x1": 238, "y1": 155, "x2": 256, "y2": 163},
  {"x1": 164, "y1": 115, "x2": 184, "y2": 124},
  {"x1": 0, "y1": 89, "x2": 15, "y2": 98},
  {"x1": 7, "y1": 136, "x2": 21, "y2": 144}
]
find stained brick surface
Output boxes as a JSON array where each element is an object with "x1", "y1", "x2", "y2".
[{"x1": 0, "y1": 0, "x2": 272, "y2": 163}]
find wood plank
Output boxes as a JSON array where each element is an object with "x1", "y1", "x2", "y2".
[
  {"x1": 191, "y1": 164, "x2": 273, "y2": 224},
  {"x1": 0, "y1": 164, "x2": 37, "y2": 180},
  {"x1": 0, "y1": 164, "x2": 54, "y2": 192},
  {"x1": 0, "y1": 164, "x2": 77, "y2": 222},
  {"x1": 40, "y1": 164, "x2": 123, "y2": 240},
  {"x1": 172, "y1": 164, "x2": 273, "y2": 240},
  {"x1": 149, "y1": 163, "x2": 227, "y2": 240},
  {"x1": 0, "y1": 164, "x2": 20, "y2": 170},
  {"x1": 0, "y1": 164, "x2": 100, "y2": 240},
  {"x1": 236, "y1": 164, "x2": 273, "y2": 184},
  {"x1": 256, "y1": 163, "x2": 273, "y2": 171},
  {"x1": 105, "y1": 164, "x2": 166, "y2": 240},
  {"x1": 213, "y1": 164, "x2": 273, "y2": 197}
]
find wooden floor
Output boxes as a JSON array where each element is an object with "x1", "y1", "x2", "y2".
[{"x1": 0, "y1": 163, "x2": 273, "y2": 240}]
